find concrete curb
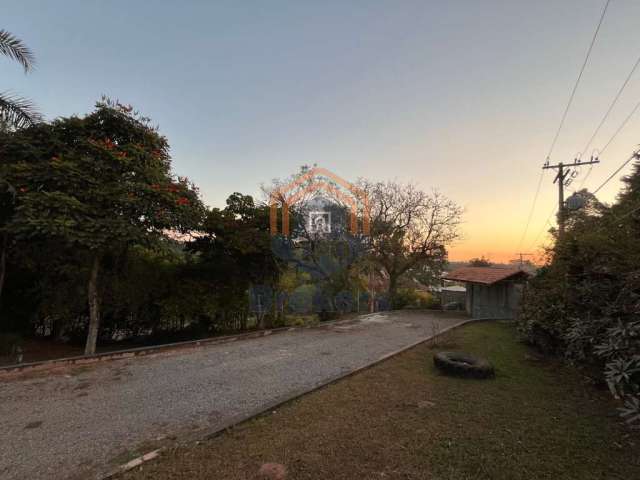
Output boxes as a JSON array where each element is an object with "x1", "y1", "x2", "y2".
[
  {"x1": 99, "y1": 317, "x2": 476, "y2": 479},
  {"x1": 0, "y1": 315, "x2": 364, "y2": 379}
]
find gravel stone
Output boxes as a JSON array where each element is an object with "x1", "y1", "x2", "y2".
[{"x1": 0, "y1": 311, "x2": 467, "y2": 479}]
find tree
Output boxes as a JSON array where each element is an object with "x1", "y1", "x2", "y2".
[
  {"x1": 0, "y1": 29, "x2": 39, "y2": 299},
  {"x1": 518, "y1": 153, "x2": 640, "y2": 425},
  {"x1": 0, "y1": 180, "x2": 15, "y2": 300},
  {"x1": 469, "y1": 256, "x2": 491, "y2": 267},
  {"x1": 265, "y1": 167, "x2": 371, "y2": 315},
  {"x1": 0, "y1": 29, "x2": 40, "y2": 129},
  {"x1": 261, "y1": 166, "x2": 369, "y2": 316},
  {"x1": 189, "y1": 193, "x2": 279, "y2": 328},
  {"x1": 0, "y1": 99, "x2": 204, "y2": 354},
  {"x1": 361, "y1": 180, "x2": 462, "y2": 308}
]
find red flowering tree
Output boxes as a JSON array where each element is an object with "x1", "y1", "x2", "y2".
[{"x1": 0, "y1": 99, "x2": 205, "y2": 354}]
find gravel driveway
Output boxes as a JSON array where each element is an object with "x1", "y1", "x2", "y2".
[{"x1": 0, "y1": 311, "x2": 468, "y2": 479}]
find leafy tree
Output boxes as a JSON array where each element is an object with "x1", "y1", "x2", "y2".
[
  {"x1": 0, "y1": 180, "x2": 15, "y2": 300},
  {"x1": 0, "y1": 99, "x2": 204, "y2": 354},
  {"x1": 0, "y1": 29, "x2": 40, "y2": 128},
  {"x1": 263, "y1": 167, "x2": 369, "y2": 317},
  {"x1": 518, "y1": 154, "x2": 640, "y2": 425},
  {"x1": 0, "y1": 29, "x2": 39, "y2": 298},
  {"x1": 189, "y1": 193, "x2": 279, "y2": 328},
  {"x1": 278, "y1": 267, "x2": 311, "y2": 316},
  {"x1": 469, "y1": 256, "x2": 491, "y2": 267}
]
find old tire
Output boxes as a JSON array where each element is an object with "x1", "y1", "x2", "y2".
[{"x1": 433, "y1": 351, "x2": 495, "y2": 379}]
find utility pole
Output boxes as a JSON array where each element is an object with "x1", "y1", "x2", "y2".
[
  {"x1": 514, "y1": 253, "x2": 533, "y2": 268},
  {"x1": 542, "y1": 156, "x2": 599, "y2": 237}
]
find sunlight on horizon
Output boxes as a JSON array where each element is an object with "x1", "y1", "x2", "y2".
[{"x1": 4, "y1": 0, "x2": 640, "y2": 264}]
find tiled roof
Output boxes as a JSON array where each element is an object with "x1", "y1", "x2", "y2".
[{"x1": 443, "y1": 267, "x2": 528, "y2": 285}]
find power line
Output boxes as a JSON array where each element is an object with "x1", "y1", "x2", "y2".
[
  {"x1": 545, "y1": 0, "x2": 611, "y2": 161},
  {"x1": 600, "y1": 99, "x2": 640, "y2": 154},
  {"x1": 517, "y1": 170, "x2": 544, "y2": 250},
  {"x1": 519, "y1": 0, "x2": 610, "y2": 251},
  {"x1": 530, "y1": 154, "x2": 639, "y2": 250},
  {"x1": 577, "y1": 66, "x2": 640, "y2": 189},
  {"x1": 614, "y1": 202, "x2": 640, "y2": 222},
  {"x1": 528, "y1": 190, "x2": 640, "y2": 250},
  {"x1": 581, "y1": 54, "x2": 640, "y2": 157},
  {"x1": 544, "y1": 158, "x2": 600, "y2": 238},
  {"x1": 529, "y1": 205, "x2": 556, "y2": 250},
  {"x1": 593, "y1": 150, "x2": 639, "y2": 195},
  {"x1": 579, "y1": 99, "x2": 640, "y2": 187},
  {"x1": 533, "y1": 150, "x2": 640, "y2": 248}
]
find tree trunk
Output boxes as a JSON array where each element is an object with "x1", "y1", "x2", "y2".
[
  {"x1": 84, "y1": 254, "x2": 101, "y2": 356},
  {"x1": 369, "y1": 266, "x2": 375, "y2": 313},
  {"x1": 388, "y1": 274, "x2": 398, "y2": 310},
  {"x1": 255, "y1": 290, "x2": 265, "y2": 329},
  {"x1": 0, "y1": 231, "x2": 7, "y2": 304},
  {"x1": 267, "y1": 288, "x2": 277, "y2": 328}
]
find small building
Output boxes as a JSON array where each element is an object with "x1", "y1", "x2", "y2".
[
  {"x1": 437, "y1": 285, "x2": 466, "y2": 310},
  {"x1": 443, "y1": 267, "x2": 529, "y2": 319}
]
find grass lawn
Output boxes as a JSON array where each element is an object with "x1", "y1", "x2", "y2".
[{"x1": 122, "y1": 321, "x2": 639, "y2": 480}]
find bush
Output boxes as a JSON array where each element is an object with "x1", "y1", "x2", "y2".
[
  {"x1": 416, "y1": 290, "x2": 440, "y2": 309},
  {"x1": 594, "y1": 317, "x2": 640, "y2": 425},
  {"x1": 393, "y1": 289, "x2": 440, "y2": 310},
  {"x1": 518, "y1": 182, "x2": 640, "y2": 426},
  {"x1": 0, "y1": 333, "x2": 22, "y2": 359},
  {"x1": 318, "y1": 309, "x2": 339, "y2": 322},
  {"x1": 393, "y1": 288, "x2": 420, "y2": 309}
]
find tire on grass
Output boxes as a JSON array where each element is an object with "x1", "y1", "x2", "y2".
[{"x1": 433, "y1": 351, "x2": 495, "y2": 379}]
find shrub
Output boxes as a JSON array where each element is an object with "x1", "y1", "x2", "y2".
[
  {"x1": 416, "y1": 290, "x2": 440, "y2": 309},
  {"x1": 392, "y1": 289, "x2": 441, "y2": 310},
  {"x1": 594, "y1": 317, "x2": 640, "y2": 425},
  {"x1": 518, "y1": 186, "x2": 640, "y2": 425},
  {"x1": 0, "y1": 333, "x2": 22, "y2": 360}
]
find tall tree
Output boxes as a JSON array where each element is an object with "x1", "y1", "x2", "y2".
[
  {"x1": 189, "y1": 193, "x2": 279, "y2": 328},
  {"x1": 0, "y1": 29, "x2": 40, "y2": 129},
  {"x1": 361, "y1": 180, "x2": 462, "y2": 308},
  {"x1": 518, "y1": 153, "x2": 640, "y2": 425},
  {"x1": 0, "y1": 29, "x2": 39, "y2": 298},
  {"x1": 0, "y1": 99, "x2": 204, "y2": 354}
]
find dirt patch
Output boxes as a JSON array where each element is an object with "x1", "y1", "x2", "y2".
[{"x1": 24, "y1": 421, "x2": 43, "y2": 429}]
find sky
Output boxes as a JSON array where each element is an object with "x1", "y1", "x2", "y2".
[{"x1": 4, "y1": 0, "x2": 640, "y2": 263}]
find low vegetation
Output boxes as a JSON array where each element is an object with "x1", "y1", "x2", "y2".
[
  {"x1": 0, "y1": 101, "x2": 460, "y2": 362},
  {"x1": 518, "y1": 153, "x2": 640, "y2": 425},
  {"x1": 122, "y1": 321, "x2": 639, "y2": 480}
]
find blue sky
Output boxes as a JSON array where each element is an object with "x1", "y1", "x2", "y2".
[{"x1": 4, "y1": 1, "x2": 640, "y2": 260}]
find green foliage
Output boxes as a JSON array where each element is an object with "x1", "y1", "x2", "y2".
[
  {"x1": 518, "y1": 159, "x2": 640, "y2": 425},
  {"x1": 0, "y1": 100, "x2": 208, "y2": 351},
  {"x1": 392, "y1": 288, "x2": 439, "y2": 309},
  {"x1": 188, "y1": 193, "x2": 279, "y2": 328},
  {"x1": 2, "y1": 99, "x2": 204, "y2": 251},
  {"x1": 0, "y1": 28, "x2": 40, "y2": 129},
  {"x1": 416, "y1": 290, "x2": 440, "y2": 309}
]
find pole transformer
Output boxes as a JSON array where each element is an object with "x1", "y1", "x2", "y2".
[{"x1": 542, "y1": 157, "x2": 599, "y2": 237}]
